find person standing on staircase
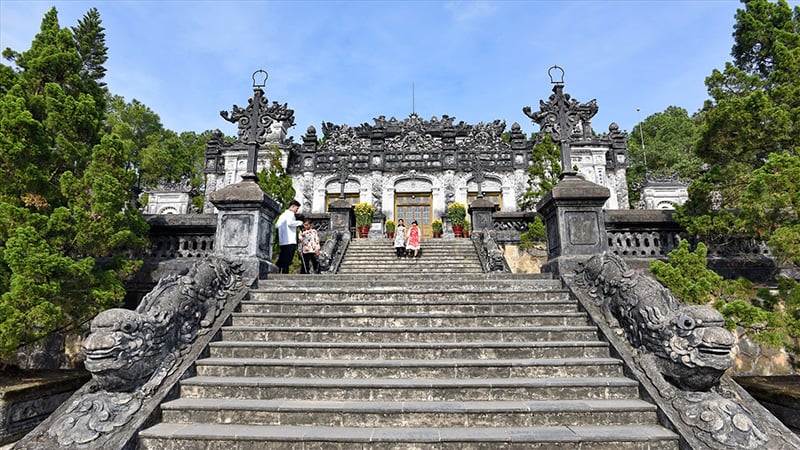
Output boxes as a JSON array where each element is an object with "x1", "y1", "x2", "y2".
[
  {"x1": 406, "y1": 220, "x2": 421, "y2": 258},
  {"x1": 394, "y1": 218, "x2": 407, "y2": 258},
  {"x1": 299, "y1": 218, "x2": 321, "y2": 274},
  {"x1": 275, "y1": 200, "x2": 303, "y2": 274}
]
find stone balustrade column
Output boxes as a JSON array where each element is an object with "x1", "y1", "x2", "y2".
[
  {"x1": 327, "y1": 198, "x2": 354, "y2": 234},
  {"x1": 536, "y1": 174, "x2": 610, "y2": 277},
  {"x1": 210, "y1": 180, "x2": 281, "y2": 280},
  {"x1": 468, "y1": 197, "x2": 497, "y2": 231}
]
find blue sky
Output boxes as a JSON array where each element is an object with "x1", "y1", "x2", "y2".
[{"x1": 0, "y1": 1, "x2": 768, "y2": 140}]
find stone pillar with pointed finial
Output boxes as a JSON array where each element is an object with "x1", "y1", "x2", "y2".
[{"x1": 211, "y1": 70, "x2": 295, "y2": 279}]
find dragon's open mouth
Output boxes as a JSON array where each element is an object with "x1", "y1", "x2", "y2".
[
  {"x1": 697, "y1": 344, "x2": 733, "y2": 356},
  {"x1": 85, "y1": 347, "x2": 120, "y2": 362}
]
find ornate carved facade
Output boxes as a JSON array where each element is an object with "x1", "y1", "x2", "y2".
[{"x1": 200, "y1": 81, "x2": 631, "y2": 236}]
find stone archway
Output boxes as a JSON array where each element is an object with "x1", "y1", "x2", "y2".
[{"x1": 324, "y1": 177, "x2": 361, "y2": 210}]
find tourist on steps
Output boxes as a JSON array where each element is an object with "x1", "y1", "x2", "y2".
[
  {"x1": 275, "y1": 200, "x2": 303, "y2": 274},
  {"x1": 299, "y1": 218, "x2": 320, "y2": 274},
  {"x1": 406, "y1": 220, "x2": 421, "y2": 258},
  {"x1": 394, "y1": 218, "x2": 407, "y2": 258}
]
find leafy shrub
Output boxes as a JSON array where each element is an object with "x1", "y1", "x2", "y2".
[
  {"x1": 519, "y1": 216, "x2": 546, "y2": 250},
  {"x1": 447, "y1": 202, "x2": 467, "y2": 227}
]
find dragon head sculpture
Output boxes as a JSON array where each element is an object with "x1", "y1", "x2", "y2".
[{"x1": 577, "y1": 253, "x2": 735, "y2": 391}]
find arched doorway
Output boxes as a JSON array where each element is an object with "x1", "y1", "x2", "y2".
[{"x1": 394, "y1": 178, "x2": 433, "y2": 237}]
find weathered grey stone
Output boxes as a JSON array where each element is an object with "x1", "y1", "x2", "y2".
[
  {"x1": 210, "y1": 180, "x2": 280, "y2": 279},
  {"x1": 13, "y1": 258, "x2": 249, "y2": 450},
  {"x1": 569, "y1": 254, "x2": 800, "y2": 449},
  {"x1": 537, "y1": 174, "x2": 610, "y2": 277}
]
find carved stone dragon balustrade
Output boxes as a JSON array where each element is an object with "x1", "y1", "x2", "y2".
[
  {"x1": 570, "y1": 253, "x2": 800, "y2": 449},
  {"x1": 15, "y1": 258, "x2": 246, "y2": 449}
]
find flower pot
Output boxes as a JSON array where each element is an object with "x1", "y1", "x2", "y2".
[
  {"x1": 387, "y1": 231, "x2": 395, "y2": 239},
  {"x1": 452, "y1": 225, "x2": 463, "y2": 238},
  {"x1": 358, "y1": 225, "x2": 370, "y2": 238},
  {"x1": 433, "y1": 231, "x2": 442, "y2": 238}
]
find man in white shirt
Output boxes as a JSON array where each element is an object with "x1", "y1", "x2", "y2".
[{"x1": 275, "y1": 200, "x2": 302, "y2": 273}]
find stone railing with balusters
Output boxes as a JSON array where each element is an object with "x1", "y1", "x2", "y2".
[
  {"x1": 492, "y1": 211, "x2": 538, "y2": 244},
  {"x1": 604, "y1": 210, "x2": 685, "y2": 262},
  {"x1": 144, "y1": 214, "x2": 217, "y2": 259}
]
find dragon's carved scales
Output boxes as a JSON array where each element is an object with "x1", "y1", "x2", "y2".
[
  {"x1": 48, "y1": 258, "x2": 243, "y2": 446},
  {"x1": 573, "y1": 253, "x2": 779, "y2": 449}
]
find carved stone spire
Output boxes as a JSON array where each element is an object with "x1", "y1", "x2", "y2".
[{"x1": 220, "y1": 70, "x2": 295, "y2": 182}]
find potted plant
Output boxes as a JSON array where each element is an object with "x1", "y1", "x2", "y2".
[
  {"x1": 462, "y1": 218, "x2": 471, "y2": 238},
  {"x1": 431, "y1": 219, "x2": 443, "y2": 238},
  {"x1": 385, "y1": 219, "x2": 396, "y2": 239},
  {"x1": 354, "y1": 202, "x2": 375, "y2": 238},
  {"x1": 447, "y1": 202, "x2": 467, "y2": 237}
]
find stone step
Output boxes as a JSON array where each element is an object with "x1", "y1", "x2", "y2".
[
  {"x1": 341, "y1": 251, "x2": 478, "y2": 257},
  {"x1": 208, "y1": 340, "x2": 612, "y2": 360},
  {"x1": 177, "y1": 376, "x2": 641, "y2": 401},
  {"x1": 159, "y1": 398, "x2": 659, "y2": 428},
  {"x1": 239, "y1": 298, "x2": 576, "y2": 314},
  {"x1": 139, "y1": 423, "x2": 679, "y2": 449},
  {"x1": 194, "y1": 357, "x2": 625, "y2": 378},
  {"x1": 232, "y1": 311, "x2": 589, "y2": 328},
  {"x1": 221, "y1": 325, "x2": 598, "y2": 342},
  {"x1": 254, "y1": 280, "x2": 565, "y2": 292},
  {"x1": 266, "y1": 273, "x2": 553, "y2": 282},
  {"x1": 348, "y1": 239, "x2": 476, "y2": 245},
  {"x1": 338, "y1": 267, "x2": 485, "y2": 274}
]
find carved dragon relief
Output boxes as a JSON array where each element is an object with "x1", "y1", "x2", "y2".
[
  {"x1": 47, "y1": 258, "x2": 243, "y2": 446},
  {"x1": 572, "y1": 253, "x2": 799, "y2": 449}
]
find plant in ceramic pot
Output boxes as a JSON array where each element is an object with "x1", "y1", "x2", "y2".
[
  {"x1": 354, "y1": 202, "x2": 375, "y2": 238},
  {"x1": 385, "y1": 219, "x2": 396, "y2": 239},
  {"x1": 447, "y1": 202, "x2": 467, "y2": 237},
  {"x1": 462, "y1": 218, "x2": 471, "y2": 238},
  {"x1": 431, "y1": 219, "x2": 443, "y2": 238}
]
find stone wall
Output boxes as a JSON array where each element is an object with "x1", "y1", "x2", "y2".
[
  {"x1": 500, "y1": 243, "x2": 547, "y2": 273},
  {"x1": 732, "y1": 329, "x2": 798, "y2": 376}
]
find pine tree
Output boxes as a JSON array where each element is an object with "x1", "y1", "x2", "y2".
[
  {"x1": 676, "y1": 0, "x2": 799, "y2": 258},
  {"x1": 0, "y1": 8, "x2": 147, "y2": 360}
]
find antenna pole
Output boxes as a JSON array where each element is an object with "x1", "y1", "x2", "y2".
[{"x1": 412, "y1": 82, "x2": 415, "y2": 115}]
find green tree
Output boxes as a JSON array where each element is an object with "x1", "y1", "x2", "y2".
[
  {"x1": 0, "y1": 8, "x2": 147, "y2": 360},
  {"x1": 257, "y1": 147, "x2": 296, "y2": 208},
  {"x1": 626, "y1": 106, "x2": 703, "y2": 206},
  {"x1": 739, "y1": 152, "x2": 800, "y2": 266},
  {"x1": 256, "y1": 146, "x2": 299, "y2": 271},
  {"x1": 105, "y1": 94, "x2": 209, "y2": 205},
  {"x1": 651, "y1": 240, "x2": 799, "y2": 349},
  {"x1": 520, "y1": 134, "x2": 561, "y2": 211},
  {"x1": 676, "y1": 0, "x2": 799, "y2": 261}
]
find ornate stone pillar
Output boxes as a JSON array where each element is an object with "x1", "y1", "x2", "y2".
[
  {"x1": 328, "y1": 198, "x2": 354, "y2": 234},
  {"x1": 468, "y1": 197, "x2": 496, "y2": 231},
  {"x1": 536, "y1": 174, "x2": 610, "y2": 277},
  {"x1": 210, "y1": 180, "x2": 281, "y2": 280}
]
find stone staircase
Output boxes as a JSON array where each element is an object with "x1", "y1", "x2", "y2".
[
  {"x1": 338, "y1": 237, "x2": 485, "y2": 274},
  {"x1": 138, "y1": 238, "x2": 679, "y2": 449}
]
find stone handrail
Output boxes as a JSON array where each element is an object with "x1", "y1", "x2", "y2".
[
  {"x1": 15, "y1": 258, "x2": 251, "y2": 450},
  {"x1": 471, "y1": 230, "x2": 510, "y2": 272},
  {"x1": 319, "y1": 230, "x2": 350, "y2": 274},
  {"x1": 143, "y1": 214, "x2": 217, "y2": 259},
  {"x1": 491, "y1": 211, "x2": 538, "y2": 244},
  {"x1": 567, "y1": 253, "x2": 800, "y2": 449},
  {"x1": 604, "y1": 209, "x2": 684, "y2": 258}
]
